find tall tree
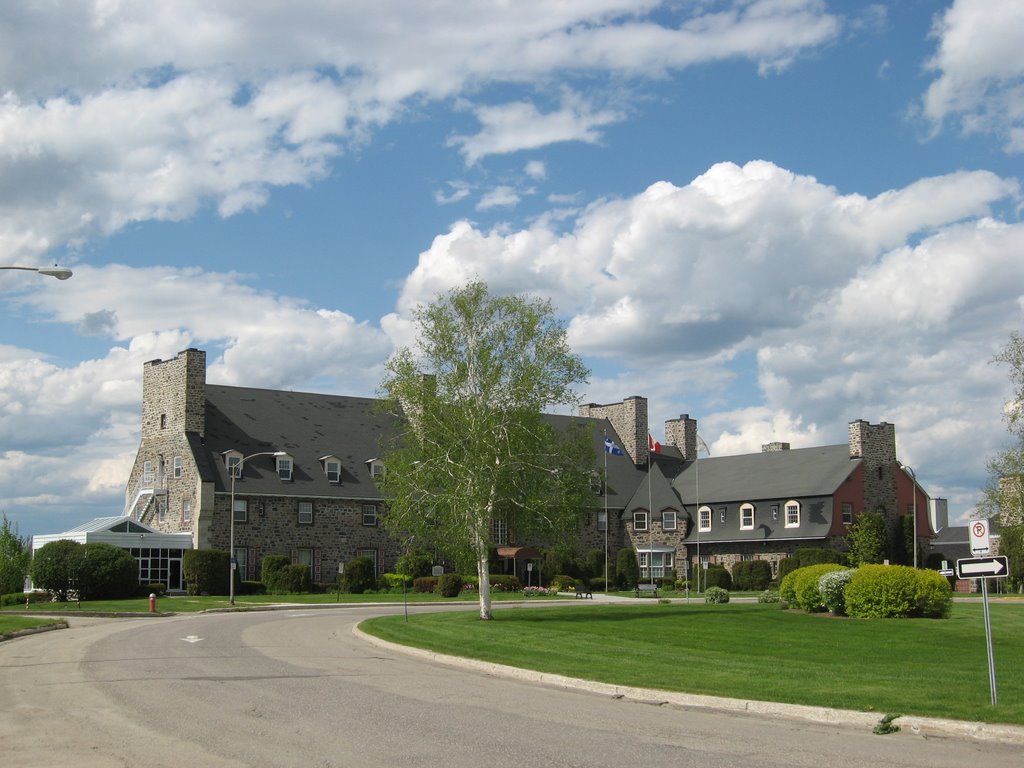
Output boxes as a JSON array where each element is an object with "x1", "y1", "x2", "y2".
[
  {"x1": 379, "y1": 281, "x2": 593, "y2": 620},
  {"x1": 0, "y1": 513, "x2": 31, "y2": 595}
]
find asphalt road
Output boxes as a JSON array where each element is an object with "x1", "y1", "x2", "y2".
[{"x1": 1, "y1": 604, "x2": 1021, "y2": 768}]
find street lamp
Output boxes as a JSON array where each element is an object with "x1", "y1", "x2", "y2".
[
  {"x1": 901, "y1": 463, "x2": 918, "y2": 568},
  {"x1": 229, "y1": 450, "x2": 286, "y2": 605},
  {"x1": 0, "y1": 265, "x2": 73, "y2": 280}
]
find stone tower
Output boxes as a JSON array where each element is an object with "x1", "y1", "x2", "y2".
[
  {"x1": 580, "y1": 396, "x2": 649, "y2": 466},
  {"x1": 142, "y1": 348, "x2": 207, "y2": 439},
  {"x1": 848, "y1": 419, "x2": 897, "y2": 517}
]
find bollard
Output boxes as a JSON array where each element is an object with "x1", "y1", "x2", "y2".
[{"x1": 149, "y1": 593, "x2": 156, "y2": 613}]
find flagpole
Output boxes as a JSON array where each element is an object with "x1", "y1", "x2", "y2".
[
  {"x1": 648, "y1": 439, "x2": 654, "y2": 587},
  {"x1": 603, "y1": 430, "x2": 609, "y2": 593}
]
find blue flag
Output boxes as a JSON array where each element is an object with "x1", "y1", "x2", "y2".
[{"x1": 604, "y1": 437, "x2": 624, "y2": 455}]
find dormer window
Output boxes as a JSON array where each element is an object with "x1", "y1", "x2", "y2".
[
  {"x1": 698, "y1": 505, "x2": 712, "y2": 532},
  {"x1": 223, "y1": 451, "x2": 243, "y2": 479},
  {"x1": 320, "y1": 455, "x2": 342, "y2": 484},
  {"x1": 366, "y1": 458, "x2": 385, "y2": 479},
  {"x1": 740, "y1": 503, "x2": 755, "y2": 530},
  {"x1": 276, "y1": 454, "x2": 293, "y2": 481}
]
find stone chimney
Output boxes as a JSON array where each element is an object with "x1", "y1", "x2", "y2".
[
  {"x1": 580, "y1": 396, "x2": 649, "y2": 466},
  {"x1": 665, "y1": 414, "x2": 698, "y2": 460},
  {"x1": 142, "y1": 348, "x2": 207, "y2": 439}
]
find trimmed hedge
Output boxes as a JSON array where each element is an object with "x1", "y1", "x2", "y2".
[
  {"x1": 340, "y1": 556, "x2": 376, "y2": 594},
  {"x1": 731, "y1": 560, "x2": 772, "y2": 591},
  {"x1": 183, "y1": 549, "x2": 230, "y2": 596},
  {"x1": 703, "y1": 564, "x2": 732, "y2": 591},
  {"x1": 779, "y1": 563, "x2": 847, "y2": 611},
  {"x1": 844, "y1": 564, "x2": 952, "y2": 618},
  {"x1": 438, "y1": 572, "x2": 462, "y2": 597},
  {"x1": 413, "y1": 576, "x2": 438, "y2": 593}
]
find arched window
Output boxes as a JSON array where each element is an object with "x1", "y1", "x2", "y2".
[
  {"x1": 740, "y1": 503, "x2": 755, "y2": 530},
  {"x1": 784, "y1": 500, "x2": 801, "y2": 528},
  {"x1": 698, "y1": 505, "x2": 712, "y2": 532}
]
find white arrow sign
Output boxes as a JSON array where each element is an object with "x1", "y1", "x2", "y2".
[
  {"x1": 181, "y1": 635, "x2": 204, "y2": 643},
  {"x1": 956, "y1": 556, "x2": 1009, "y2": 579}
]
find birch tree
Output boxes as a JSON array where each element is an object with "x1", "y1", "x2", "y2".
[{"x1": 378, "y1": 281, "x2": 593, "y2": 620}]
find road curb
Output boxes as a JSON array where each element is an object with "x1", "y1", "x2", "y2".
[
  {"x1": 0, "y1": 620, "x2": 68, "y2": 643},
  {"x1": 353, "y1": 625, "x2": 1024, "y2": 745}
]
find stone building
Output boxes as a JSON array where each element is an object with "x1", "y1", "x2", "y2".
[{"x1": 119, "y1": 348, "x2": 932, "y2": 590}]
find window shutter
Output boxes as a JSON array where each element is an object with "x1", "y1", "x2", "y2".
[
  {"x1": 290, "y1": 548, "x2": 298, "y2": 564},
  {"x1": 313, "y1": 548, "x2": 322, "y2": 582}
]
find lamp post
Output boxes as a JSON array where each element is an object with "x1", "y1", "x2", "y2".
[
  {"x1": 0, "y1": 265, "x2": 73, "y2": 280},
  {"x1": 902, "y1": 463, "x2": 918, "y2": 568},
  {"x1": 229, "y1": 450, "x2": 286, "y2": 605}
]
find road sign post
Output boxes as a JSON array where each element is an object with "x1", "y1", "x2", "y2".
[
  {"x1": 956, "y1": 555, "x2": 1011, "y2": 707},
  {"x1": 969, "y1": 519, "x2": 991, "y2": 554}
]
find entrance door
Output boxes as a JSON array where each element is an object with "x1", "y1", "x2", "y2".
[{"x1": 168, "y1": 558, "x2": 183, "y2": 592}]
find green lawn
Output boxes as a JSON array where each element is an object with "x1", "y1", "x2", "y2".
[
  {"x1": 0, "y1": 615, "x2": 64, "y2": 637},
  {"x1": 361, "y1": 602, "x2": 1024, "y2": 725}
]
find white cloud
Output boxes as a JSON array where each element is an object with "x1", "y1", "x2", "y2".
[
  {"x1": 0, "y1": 1, "x2": 841, "y2": 266},
  {"x1": 449, "y1": 92, "x2": 624, "y2": 164},
  {"x1": 391, "y1": 160, "x2": 1023, "y2": 513},
  {"x1": 477, "y1": 185, "x2": 522, "y2": 210},
  {"x1": 921, "y1": 0, "x2": 1024, "y2": 152}
]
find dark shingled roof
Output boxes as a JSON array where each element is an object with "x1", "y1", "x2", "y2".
[
  {"x1": 198, "y1": 385, "x2": 641, "y2": 504},
  {"x1": 673, "y1": 444, "x2": 859, "y2": 504},
  {"x1": 201, "y1": 385, "x2": 399, "y2": 499}
]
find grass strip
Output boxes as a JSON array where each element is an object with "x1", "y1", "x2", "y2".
[{"x1": 361, "y1": 602, "x2": 1024, "y2": 725}]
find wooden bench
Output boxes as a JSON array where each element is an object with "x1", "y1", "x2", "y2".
[
  {"x1": 575, "y1": 584, "x2": 593, "y2": 599},
  {"x1": 635, "y1": 583, "x2": 658, "y2": 597}
]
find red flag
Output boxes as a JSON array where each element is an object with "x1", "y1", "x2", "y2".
[{"x1": 648, "y1": 434, "x2": 661, "y2": 453}]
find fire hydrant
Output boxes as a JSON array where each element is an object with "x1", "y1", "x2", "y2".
[{"x1": 149, "y1": 593, "x2": 156, "y2": 613}]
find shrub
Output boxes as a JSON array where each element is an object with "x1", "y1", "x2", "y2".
[
  {"x1": 394, "y1": 549, "x2": 434, "y2": 579},
  {"x1": 777, "y1": 556, "x2": 801, "y2": 582},
  {"x1": 2, "y1": 591, "x2": 53, "y2": 607},
  {"x1": 615, "y1": 548, "x2": 640, "y2": 590},
  {"x1": 30, "y1": 539, "x2": 84, "y2": 601},
  {"x1": 551, "y1": 574, "x2": 576, "y2": 592},
  {"x1": 792, "y1": 564, "x2": 847, "y2": 612},
  {"x1": 438, "y1": 572, "x2": 462, "y2": 597},
  {"x1": 819, "y1": 568, "x2": 856, "y2": 615},
  {"x1": 584, "y1": 549, "x2": 605, "y2": 579},
  {"x1": 340, "y1": 556, "x2": 377, "y2": 594},
  {"x1": 657, "y1": 576, "x2": 675, "y2": 590},
  {"x1": 757, "y1": 589, "x2": 781, "y2": 604},
  {"x1": 238, "y1": 580, "x2": 265, "y2": 596},
  {"x1": 379, "y1": 573, "x2": 413, "y2": 591},
  {"x1": 731, "y1": 560, "x2": 772, "y2": 591},
  {"x1": 413, "y1": 576, "x2": 438, "y2": 593},
  {"x1": 489, "y1": 574, "x2": 521, "y2": 592},
  {"x1": 703, "y1": 564, "x2": 732, "y2": 591},
  {"x1": 793, "y1": 547, "x2": 845, "y2": 566},
  {"x1": 260, "y1": 554, "x2": 291, "y2": 585},
  {"x1": 78, "y1": 543, "x2": 139, "y2": 600},
  {"x1": 704, "y1": 586, "x2": 730, "y2": 603},
  {"x1": 847, "y1": 511, "x2": 888, "y2": 565},
  {"x1": 522, "y1": 586, "x2": 553, "y2": 597},
  {"x1": 139, "y1": 582, "x2": 167, "y2": 598},
  {"x1": 268, "y1": 564, "x2": 313, "y2": 594},
  {"x1": 183, "y1": 549, "x2": 230, "y2": 596},
  {"x1": 589, "y1": 577, "x2": 606, "y2": 592},
  {"x1": 844, "y1": 564, "x2": 953, "y2": 619}
]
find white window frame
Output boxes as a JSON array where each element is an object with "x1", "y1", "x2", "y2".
[
  {"x1": 597, "y1": 510, "x2": 607, "y2": 532},
  {"x1": 842, "y1": 502, "x2": 853, "y2": 525},
  {"x1": 234, "y1": 547, "x2": 248, "y2": 579},
  {"x1": 698, "y1": 505, "x2": 712, "y2": 532},
  {"x1": 369, "y1": 460, "x2": 385, "y2": 479},
  {"x1": 182, "y1": 499, "x2": 192, "y2": 523},
  {"x1": 142, "y1": 460, "x2": 154, "y2": 484},
  {"x1": 740, "y1": 503, "x2": 755, "y2": 530},
  {"x1": 225, "y1": 452, "x2": 242, "y2": 479},
  {"x1": 785, "y1": 500, "x2": 801, "y2": 528},
  {"x1": 491, "y1": 517, "x2": 508, "y2": 545},
  {"x1": 662, "y1": 510, "x2": 677, "y2": 531},
  {"x1": 233, "y1": 498, "x2": 248, "y2": 523},
  {"x1": 633, "y1": 511, "x2": 648, "y2": 531},
  {"x1": 298, "y1": 501, "x2": 313, "y2": 525},
  {"x1": 362, "y1": 503, "x2": 378, "y2": 527},
  {"x1": 157, "y1": 499, "x2": 166, "y2": 523},
  {"x1": 173, "y1": 456, "x2": 183, "y2": 478},
  {"x1": 324, "y1": 459, "x2": 341, "y2": 484},
  {"x1": 276, "y1": 455, "x2": 293, "y2": 481}
]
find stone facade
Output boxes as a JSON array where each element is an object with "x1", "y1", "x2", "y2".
[
  {"x1": 665, "y1": 414, "x2": 698, "y2": 460},
  {"x1": 848, "y1": 419, "x2": 898, "y2": 517}
]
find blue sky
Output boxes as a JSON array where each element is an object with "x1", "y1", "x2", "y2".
[{"x1": 2, "y1": 1, "x2": 1024, "y2": 538}]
